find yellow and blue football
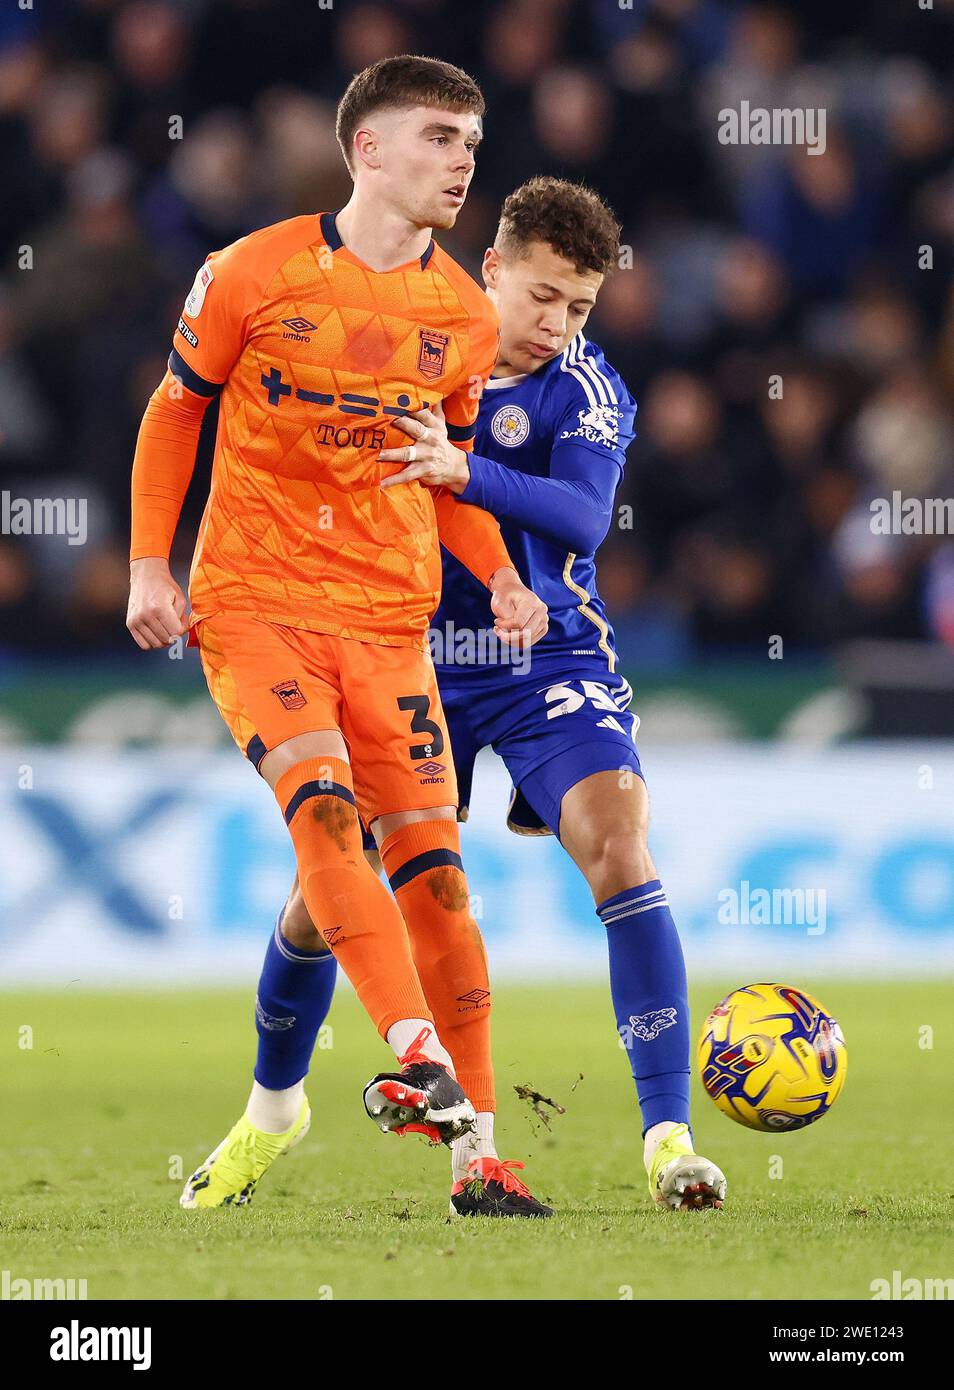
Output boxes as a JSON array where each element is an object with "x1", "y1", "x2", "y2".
[{"x1": 697, "y1": 983, "x2": 847, "y2": 1132}]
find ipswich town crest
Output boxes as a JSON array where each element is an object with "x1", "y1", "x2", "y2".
[{"x1": 418, "y1": 328, "x2": 449, "y2": 379}]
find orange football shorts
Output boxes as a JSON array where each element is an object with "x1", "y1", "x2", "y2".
[{"x1": 192, "y1": 612, "x2": 457, "y2": 828}]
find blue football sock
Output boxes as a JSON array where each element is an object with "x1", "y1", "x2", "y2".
[
  {"x1": 597, "y1": 880, "x2": 691, "y2": 1134},
  {"x1": 253, "y1": 910, "x2": 337, "y2": 1090}
]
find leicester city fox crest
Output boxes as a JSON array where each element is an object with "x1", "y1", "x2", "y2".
[
  {"x1": 491, "y1": 404, "x2": 531, "y2": 447},
  {"x1": 628, "y1": 1007, "x2": 678, "y2": 1042}
]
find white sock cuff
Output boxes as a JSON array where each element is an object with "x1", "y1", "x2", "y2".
[
  {"x1": 246, "y1": 1078, "x2": 305, "y2": 1134},
  {"x1": 385, "y1": 1019, "x2": 454, "y2": 1072}
]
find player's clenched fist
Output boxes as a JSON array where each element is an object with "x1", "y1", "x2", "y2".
[
  {"x1": 126, "y1": 556, "x2": 189, "y2": 650},
  {"x1": 489, "y1": 566, "x2": 548, "y2": 647}
]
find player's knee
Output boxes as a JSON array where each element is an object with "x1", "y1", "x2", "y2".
[
  {"x1": 278, "y1": 758, "x2": 361, "y2": 853},
  {"x1": 260, "y1": 731, "x2": 350, "y2": 788},
  {"x1": 310, "y1": 790, "x2": 359, "y2": 848},
  {"x1": 425, "y1": 863, "x2": 471, "y2": 914},
  {"x1": 586, "y1": 828, "x2": 655, "y2": 902}
]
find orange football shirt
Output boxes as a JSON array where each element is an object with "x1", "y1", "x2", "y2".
[{"x1": 131, "y1": 212, "x2": 507, "y2": 647}]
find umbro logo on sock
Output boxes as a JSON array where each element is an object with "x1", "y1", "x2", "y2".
[
  {"x1": 457, "y1": 988, "x2": 490, "y2": 1011},
  {"x1": 322, "y1": 925, "x2": 344, "y2": 946}
]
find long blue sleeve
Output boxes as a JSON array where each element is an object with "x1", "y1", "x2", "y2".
[{"x1": 458, "y1": 442, "x2": 621, "y2": 555}]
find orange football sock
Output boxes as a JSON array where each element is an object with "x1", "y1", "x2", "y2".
[
  {"x1": 275, "y1": 757, "x2": 432, "y2": 1039},
  {"x1": 378, "y1": 818, "x2": 495, "y2": 1113}
]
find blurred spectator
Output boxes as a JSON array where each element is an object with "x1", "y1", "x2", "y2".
[{"x1": 743, "y1": 136, "x2": 883, "y2": 299}]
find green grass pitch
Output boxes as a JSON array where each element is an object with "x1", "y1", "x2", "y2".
[{"x1": 2, "y1": 982, "x2": 951, "y2": 1301}]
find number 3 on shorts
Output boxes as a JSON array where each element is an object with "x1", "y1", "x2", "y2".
[{"x1": 397, "y1": 694, "x2": 445, "y2": 761}]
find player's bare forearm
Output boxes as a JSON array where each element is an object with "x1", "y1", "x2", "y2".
[{"x1": 126, "y1": 556, "x2": 189, "y2": 650}]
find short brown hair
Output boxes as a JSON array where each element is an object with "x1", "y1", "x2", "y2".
[
  {"x1": 495, "y1": 176, "x2": 621, "y2": 276},
  {"x1": 336, "y1": 55, "x2": 485, "y2": 173}
]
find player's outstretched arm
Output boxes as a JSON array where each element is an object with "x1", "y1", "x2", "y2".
[
  {"x1": 127, "y1": 366, "x2": 211, "y2": 649},
  {"x1": 128, "y1": 241, "x2": 256, "y2": 650},
  {"x1": 379, "y1": 400, "x2": 623, "y2": 556},
  {"x1": 380, "y1": 403, "x2": 548, "y2": 646},
  {"x1": 457, "y1": 443, "x2": 620, "y2": 556}
]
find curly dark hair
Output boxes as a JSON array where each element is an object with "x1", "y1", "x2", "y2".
[
  {"x1": 495, "y1": 176, "x2": 621, "y2": 276},
  {"x1": 336, "y1": 55, "x2": 485, "y2": 173}
]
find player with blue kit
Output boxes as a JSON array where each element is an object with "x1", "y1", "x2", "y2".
[
  {"x1": 390, "y1": 177, "x2": 726, "y2": 1212},
  {"x1": 189, "y1": 176, "x2": 727, "y2": 1215}
]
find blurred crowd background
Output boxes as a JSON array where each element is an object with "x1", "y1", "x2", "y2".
[{"x1": 2, "y1": 0, "x2": 954, "y2": 670}]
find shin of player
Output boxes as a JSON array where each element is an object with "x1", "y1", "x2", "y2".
[
  {"x1": 177, "y1": 738, "x2": 478, "y2": 1212},
  {"x1": 264, "y1": 738, "x2": 459, "y2": 1081},
  {"x1": 251, "y1": 808, "x2": 497, "y2": 1160},
  {"x1": 245, "y1": 902, "x2": 337, "y2": 1134},
  {"x1": 374, "y1": 812, "x2": 496, "y2": 1175},
  {"x1": 558, "y1": 769, "x2": 690, "y2": 1151}
]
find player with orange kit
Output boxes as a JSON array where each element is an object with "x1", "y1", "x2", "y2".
[{"x1": 127, "y1": 56, "x2": 551, "y2": 1216}]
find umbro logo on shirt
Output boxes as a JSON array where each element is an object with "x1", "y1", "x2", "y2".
[{"x1": 281, "y1": 316, "x2": 318, "y2": 341}]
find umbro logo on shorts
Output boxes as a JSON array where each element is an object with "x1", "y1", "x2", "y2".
[
  {"x1": 417, "y1": 759, "x2": 446, "y2": 785},
  {"x1": 271, "y1": 679, "x2": 307, "y2": 710}
]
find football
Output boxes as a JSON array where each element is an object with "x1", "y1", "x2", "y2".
[{"x1": 697, "y1": 983, "x2": 848, "y2": 1132}]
